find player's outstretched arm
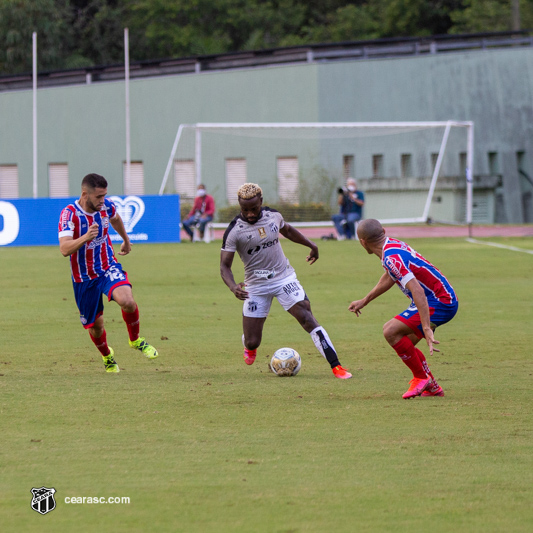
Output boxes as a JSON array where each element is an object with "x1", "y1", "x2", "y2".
[
  {"x1": 220, "y1": 250, "x2": 249, "y2": 300},
  {"x1": 110, "y1": 215, "x2": 132, "y2": 255},
  {"x1": 279, "y1": 223, "x2": 319, "y2": 264},
  {"x1": 349, "y1": 272, "x2": 395, "y2": 315}
]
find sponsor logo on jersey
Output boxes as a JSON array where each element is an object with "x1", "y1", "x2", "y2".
[
  {"x1": 258, "y1": 227, "x2": 266, "y2": 239},
  {"x1": 282, "y1": 281, "x2": 300, "y2": 297},
  {"x1": 254, "y1": 269, "x2": 275, "y2": 279},
  {"x1": 247, "y1": 238, "x2": 279, "y2": 255},
  {"x1": 385, "y1": 256, "x2": 404, "y2": 279},
  {"x1": 86, "y1": 235, "x2": 107, "y2": 249}
]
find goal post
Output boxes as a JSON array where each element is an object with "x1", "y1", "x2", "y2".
[{"x1": 160, "y1": 121, "x2": 474, "y2": 226}]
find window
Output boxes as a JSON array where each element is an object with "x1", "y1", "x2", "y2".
[
  {"x1": 459, "y1": 152, "x2": 467, "y2": 178},
  {"x1": 343, "y1": 155, "x2": 354, "y2": 180},
  {"x1": 123, "y1": 161, "x2": 144, "y2": 195},
  {"x1": 48, "y1": 163, "x2": 69, "y2": 198},
  {"x1": 517, "y1": 151, "x2": 526, "y2": 173},
  {"x1": 226, "y1": 158, "x2": 247, "y2": 205},
  {"x1": 277, "y1": 157, "x2": 299, "y2": 203},
  {"x1": 372, "y1": 155, "x2": 383, "y2": 178},
  {"x1": 431, "y1": 153, "x2": 439, "y2": 172},
  {"x1": 0, "y1": 165, "x2": 19, "y2": 198},
  {"x1": 174, "y1": 159, "x2": 196, "y2": 201},
  {"x1": 401, "y1": 154, "x2": 413, "y2": 178},
  {"x1": 488, "y1": 152, "x2": 499, "y2": 175}
]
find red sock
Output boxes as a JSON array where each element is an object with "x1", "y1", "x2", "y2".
[
  {"x1": 122, "y1": 306, "x2": 140, "y2": 342},
  {"x1": 90, "y1": 330, "x2": 110, "y2": 356},
  {"x1": 415, "y1": 347, "x2": 434, "y2": 380},
  {"x1": 392, "y1": 337, "x2": 427, "y2": 379}
]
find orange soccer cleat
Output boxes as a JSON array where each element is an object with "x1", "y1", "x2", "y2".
[
  {"x1": 402, "y1": 377, "x2": 431, "y2": 399},
  {"x1": 332, "y1": 365, "x2": 352, "y2": 379}
]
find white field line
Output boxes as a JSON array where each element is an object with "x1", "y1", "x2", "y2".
[{"x1": 466, "y1": 238, "x2": 533, "y2": 255}]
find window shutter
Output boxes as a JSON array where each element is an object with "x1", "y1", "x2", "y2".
[
  {"x1": 123, "y1": 162, "x2": 144, "y2": 195},
  {"x1": 277, "y1": 157, "x2": 299, "y2": 203},
  {"x1": 226, "y1": 158, "x2": 247, "y2": 205},
  {"x1": 174, "y1": 160, "x2": 196, "y2": 200},
  {"x1": 49, "y1": 164, "x2": 69, "y2": 198},
  {"x1": 0, "y1": 165, "x2": 19, "y2": 198}
]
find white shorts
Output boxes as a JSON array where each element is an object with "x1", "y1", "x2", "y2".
[{"x1": 242, "y1": 272, "x2": 307, "y2": 318}]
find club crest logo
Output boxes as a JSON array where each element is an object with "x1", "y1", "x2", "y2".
[
  {"x1": 31, "y1": 487, "x2": 57, "y2": 515},
  {"x1": 247, "y1": 300, "x2": 258, "y2": 313},
  {"x1": 108, "y1": 196, "x2": 145, "y2": 233}
]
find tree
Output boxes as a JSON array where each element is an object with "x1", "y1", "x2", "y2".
[{"x1": 0, "y1": 0, "x2": 72, "y2": 74}]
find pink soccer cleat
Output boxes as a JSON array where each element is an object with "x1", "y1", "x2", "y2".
[
  {"x1": 421, "y1": 381, "x2": 445, "y2": 397},
  {"x1": 402, "y1": 377, "x2": 431, "y2": 399},
  {"x1": 243, "y1": 348, "x2": 257, "y2": 365}
]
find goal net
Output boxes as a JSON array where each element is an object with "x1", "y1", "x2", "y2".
[{"x1": 160, "y1": 122, "x2": 474, "y2": 225}]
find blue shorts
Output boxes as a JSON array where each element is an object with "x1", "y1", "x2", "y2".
[
  {"x1": 395, "y1": 300, "x2": 458, "y2": 339},
  {"x1": 73, "y1": 264, "x2": 131, "y2": 329}
]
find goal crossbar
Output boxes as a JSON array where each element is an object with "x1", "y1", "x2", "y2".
[{"x1": 160, "y1": 121, "x2": 474, "y2": 225}]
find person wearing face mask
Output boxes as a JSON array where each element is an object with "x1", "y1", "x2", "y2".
[
  {"x1": 182, "y1": 184, "x2": 216, "y2": 242},
  {"x1": 331, "y1": 177, "x2": 365, "y2": 240}
]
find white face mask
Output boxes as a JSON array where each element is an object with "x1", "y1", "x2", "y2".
[
  {"x1": 347, "y1": 186, "x2": 356, "y2": 192},
  {"x1": 197, "y1": 189, "x2": 206, "y2": 197}
]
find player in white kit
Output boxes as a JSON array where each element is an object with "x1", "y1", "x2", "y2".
[{"x1": 220, "y1": 183, "x2": 352, "y2": 379}]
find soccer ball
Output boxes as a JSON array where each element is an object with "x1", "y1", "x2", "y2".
[{"x1": 269, "y1": 347, "x2": 301, "y2": 377}]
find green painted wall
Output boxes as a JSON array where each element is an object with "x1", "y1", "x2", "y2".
[{"x1": 1, "y1": 46, "x2": 533, "y2": 221}]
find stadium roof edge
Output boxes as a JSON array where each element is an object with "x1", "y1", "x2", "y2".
[{"x1": 0, "y1": 30, "x2": 531, "y2": 93}]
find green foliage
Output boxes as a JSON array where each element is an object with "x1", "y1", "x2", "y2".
[
  {"x1": 216, "y1": 202, "x2": 332, "y2": 223},
  {"x1": 216, "y1": 204, "x2": 241, "y2": 223},
  {"x1": 0, "y1": 0, "x2": 71, "y2": 73},
  {"x1": 450, "y1": 0, "x2": 517, "y2": 33},
  {"x1": 0, "y1": 1, "x2": 532, "y2": 75}
]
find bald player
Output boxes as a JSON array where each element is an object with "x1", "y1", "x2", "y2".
[
  {"x1": 349, "y1": 219, "x2": 458, "y2": 399},
  {"x1": 220, "y1": 183, "x2": 352, "y2": 379}
]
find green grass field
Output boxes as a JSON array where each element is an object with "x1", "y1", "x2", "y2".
[{"x1": 1, "y1": 236, "x2": 532, "y2": 532}]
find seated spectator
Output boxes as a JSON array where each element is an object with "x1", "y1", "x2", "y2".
[
  {"x1": 182, "y1": 184, "x2": 216, "y2": 242},
  {"x1": 331, "y1": 178, "x2": 365, "y2": 240}
]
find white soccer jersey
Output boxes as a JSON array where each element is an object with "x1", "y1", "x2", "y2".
[{"x1": 221, "y1": 207, "x2": 295, "y2": 289}]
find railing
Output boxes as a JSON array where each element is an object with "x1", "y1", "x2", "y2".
[{"x1": 1, "y1": 30, "x2": 531, "y2": 92}]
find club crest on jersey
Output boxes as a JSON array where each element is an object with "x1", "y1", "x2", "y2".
[
  {"x1": 31, "y1": 487, "x2": 57, "y2": 515},
  {"x1": 101, "y1": 216, "x2": 109, "y2": 229},
  {"x1": 108, "y1": 195, "x2": 145, "y2": 233},
  {"x1": 269, "y1": 222, "x2": 278, "y2": 233},
  {"x1": 258, "y1": 227, "x2": 267, "y2": 239}
]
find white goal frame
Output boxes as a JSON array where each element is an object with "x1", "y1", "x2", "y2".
[{"x1": 160, "y1": 121, "x2": 474, "y2": 225}]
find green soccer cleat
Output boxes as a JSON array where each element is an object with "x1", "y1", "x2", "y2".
[
  {"x1": 102, "y1": 347, "x2": 119, "y2": 373},
  {"x1": 129, "y1": 337, "x2": 159, "y2": 359}
]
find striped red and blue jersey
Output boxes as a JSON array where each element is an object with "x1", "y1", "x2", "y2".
[
  {"x1": 382, "y1": 237, "x2": 457, "y2": 305},
  {"x1": 58, "y1": 199, "x2": 117, "y2": 282}
]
